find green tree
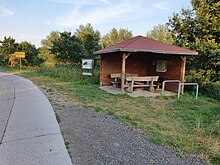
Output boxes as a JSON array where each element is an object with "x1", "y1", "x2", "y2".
[
  {"x1": 18, "y1": 41, "x2": 42, "y2": 66},
  {"x1": 0, "y1": 36, "x2": 18, "y2": 65},
  {"x1": 167, "y1": 0, "x2": 220, "y2": 75},
  {"x1": 75, "y1": 23, "x2": 101, "y2": 56},
  {"x1": 38, "y1": 31, "x2": 60, "y2": 66},
  {"x1": 146, "y1": 24, "x2": 174, "y2": 44},
  {"x1": 168, "y1": 8, "x2": 197, "y2": 48},
  {"x1": 101, "y1": 28, "x2": 133, "y2": 48},
  {"x1": 191, "y1": 0, "x2": 220, "y2": 72},
  {"x1": 51, "y1": 31, "x2": 85, "y2": 64}
]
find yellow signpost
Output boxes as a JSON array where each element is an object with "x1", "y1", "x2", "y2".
[
  {"x1": 15, "y1": 51, "x2": 25, "y2": 58},
  {"x1": 14, "y1": 52, "x2": 25, "y2": 69}
]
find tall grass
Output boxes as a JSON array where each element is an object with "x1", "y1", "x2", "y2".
[{"x1": 23, "y1": 64, "x2": 100, "y2": 85}]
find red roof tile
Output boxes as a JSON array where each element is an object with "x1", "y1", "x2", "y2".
[{"x1": 94, "y1": 35, "x2": 198, "y2": 55}]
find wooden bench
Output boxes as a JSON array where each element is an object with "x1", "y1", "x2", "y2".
[
  {"x1": 110, "y1": 73, "x2": 138, "y2": 88},
  {"x1": 110, "y1": 73, "x2": 121, "y2": 87},
  {"x1": 126, "y1": 76, "x2": 159, "y2": 92}
]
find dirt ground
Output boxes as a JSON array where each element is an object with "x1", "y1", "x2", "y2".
[{"x1": 40, "y1": 85, "x2": 206, "y2": 165}]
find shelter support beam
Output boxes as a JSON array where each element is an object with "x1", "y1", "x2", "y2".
[
  {"x1": 181, "y1": 56, "x2": 186, "y2": 94},
  {"x1": 121, "y1": 52, "x2": 130, "y2": 94}
]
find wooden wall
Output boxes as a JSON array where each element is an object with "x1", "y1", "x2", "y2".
[
  {"x1": 146, "y1": 53, "x2": 184, "y2": 91},
  {"x1": 100, "y1": 53, "x2": 121, "y2": 86},
  {"x1": 100, "y1": 52, "x2": 185, "y2": 91},
  {"x1": 126, "y1": 53, "x2": 148, "y2": 76}
]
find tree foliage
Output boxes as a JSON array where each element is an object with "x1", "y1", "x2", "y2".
[
  {"x1": 168, "y1": 8, "x2": 197, "y2": 48},
  {"x1": 167, "y1": 0, "x2": 220, "y2": 76},
  {"x1": 191, "y1": 0, "x2": 220, "y2": 71},
  {"x1": 146, "y1": 24, "x2": 174, "y2": 44},
  {"x1": 101, "y1": 28, "x2": 133, "y2": 48},
  {"x1": 38, "y1": 31, "x2": 60, "y2": 66},
  {"x1": 50, "y1": 31, "x2": 85, "y2": 64},
  {"x1": 0, "y1": 37, "x2": 42, "y2": 66},
  {"x1": 75, "y1": 23, "x2": 101, "y2": 56},
  {"x1": 18, "y1": 41, "x2": 41, "y2": 66},
  {"x1": 0, "y1": 36, "x2": 18, "y2": 65}
]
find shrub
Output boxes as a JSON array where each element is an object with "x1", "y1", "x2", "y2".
[
  {"x1": 185, "y1": 69, "x2": 220, "y2": 100},
  {"x1": 202, "y1": 82, "x2": 220, "y2": 100}
]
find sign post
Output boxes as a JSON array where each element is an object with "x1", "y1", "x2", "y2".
[
  {"x1": 20, "y1": 57, "x2": 22, "y2": 69},
  {"x1": 15, "y1": 52, "x2": 25, "y2": 69},
  {"x1": 82, "y1": 59, "x2": 94, "y2": 78}
]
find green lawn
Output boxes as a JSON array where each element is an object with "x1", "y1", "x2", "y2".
[{"x1": 1, "y1": 66, "x2": 219, "y2": 164}]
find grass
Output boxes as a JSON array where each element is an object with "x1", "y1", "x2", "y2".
[
  {"x1": 55, "y1": 112, "x2": 61, "y2": 123},
  {"x1": 64, "y1": 139, "x2": 70, "y2": 150},
  {"x1": 1, "y1": 65, "x2": 219, "y2": 164}
]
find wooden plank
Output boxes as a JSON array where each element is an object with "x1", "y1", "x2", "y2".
[
  {"x1": 126, "y1": 76, "x2": 159, "y2": 82},
  {"x1": 133, "y1": 84, "x2": 150, "y2": 87},
  {"x1": 125, "y1": 73, "x2": 138, "y2": 78},
  {"x1": 134, "y1": 82, "x2": 145, "y2": 85},
  {"x1": 110, "y1": 73, "x2": 121, "y2": 78},
  {"x1": 110, "y1": 73, "x2": 138, "y2": 79}
]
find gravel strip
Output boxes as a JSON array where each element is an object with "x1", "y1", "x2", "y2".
[{"x1": 42, "y1": 87, "x2": 206, "y2": 165}]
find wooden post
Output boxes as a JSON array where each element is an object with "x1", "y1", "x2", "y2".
[
  {"x1": 19, "y1": 58, "x2": 22, "y2": 70},
  {"x1": 149, "y1": 77, "x2": 155, "y2": 92},
  {"x1": 131, "y1": 78, "x2": 134, "y2": 93},
  {"x1": 121, "y1": 52, "x2": 131, "y2": 94},
  {"x1": 181, "y1": 56, "x2": 186, "y2": 94},
  {"x1": 100, "y1": 56, "x2": 102, "y2": 87},
  {"x1": 121, "y1": 52, "x2": 126, "y2": 94}
]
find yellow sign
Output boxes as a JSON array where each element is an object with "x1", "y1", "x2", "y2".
[{"x1": 15, "y1": 52, "x2": 25, "y2": 58}]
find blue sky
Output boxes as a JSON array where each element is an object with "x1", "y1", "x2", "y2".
[{"x1": 0, "y1": 0, "x2": 192, "y2": 47}]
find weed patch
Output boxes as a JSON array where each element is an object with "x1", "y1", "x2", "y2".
[{"x1": 55, "y1": 112, "x2": 61, "y2": 123}]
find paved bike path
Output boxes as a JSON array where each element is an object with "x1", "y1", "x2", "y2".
[{"x1": 0, "y1": 72, "x2": 72, "y2": 165}]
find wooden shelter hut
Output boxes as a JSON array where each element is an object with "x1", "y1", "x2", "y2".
[{"x1": 94, "y1": 36, "x2": 198, "y2": 94}]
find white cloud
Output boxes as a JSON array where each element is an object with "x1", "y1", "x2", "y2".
[
  {"x1": 45, "y1": 0, "x2": 80, "y2": 4},
  {"x1": 45, "y1": 0, "x2": 110, "y2": 4},
  {"x1": 99, "y1": 0, "x2": 111, "y2": 4},
  {"x1": 55, "y1": 0, "x2": 139, "y2": 27},
  {"x1": 153, "y1": 2, "x2": 170, "y2": 10},
  {"x1": 0, "y1": 7, "x2": 14, "y2": 16}
]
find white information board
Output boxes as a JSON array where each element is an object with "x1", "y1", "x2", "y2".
[
  {"x1": 82, "y1": 59, "x2": 93, "y2": 69},
  {"x1": 82, "y1": 59, "x2": 94, "y2": 77}
]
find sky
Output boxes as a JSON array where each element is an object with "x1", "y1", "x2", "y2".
[{"x1": 0, "y1": 0, "x2": 192, "y2": 48}]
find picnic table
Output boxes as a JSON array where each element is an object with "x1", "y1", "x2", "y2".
[
  {"x1": 110, "y1": 73, "x2": 159, "y2": 93},
  {"x1": 125, "y1": 76, "x2": 159, "y2": 92}
]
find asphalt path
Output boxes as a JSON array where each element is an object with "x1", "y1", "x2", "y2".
[{"x1": 0, "y1": 72, "x2": 72, "y2": 165}]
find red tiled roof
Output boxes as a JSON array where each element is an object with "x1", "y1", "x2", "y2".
[{"x1": 94, "y1": 35, "x2": 198, "y2": 55}]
